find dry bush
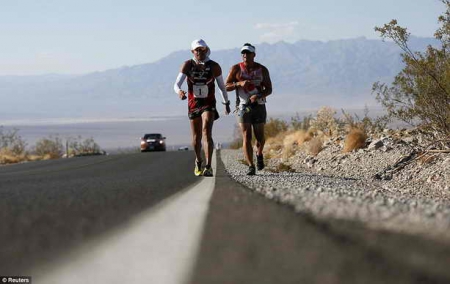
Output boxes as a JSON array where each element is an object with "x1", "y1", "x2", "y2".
[
  {"x1": 343, "y1": 128, "x2": 368, "y2": 153},
  {"x1": 34, "y1": 136, "x2": 64, "y2": 159},
  {"x1": 265, "y1": 117, "x2": 289, "y2": 139},
  {"x1": 290, "y1": 113, "x2": 313, "y2": 131},
  {"x1": 0, "y1": 127, "x2": 27, "y2": 156},
  {"x1": 265, "y1": 131, "x2": 289, "y2": 159},
  {"x1": 281, "y1": 130, "x2": 313, "y2": 159},
  {"x1": 307, "y1": 137, "x2": 323, "y2": 156},
  {"x1": 341, "y1": 107, "x2": 389, "y2": 135},
  {"x1": 310, "y1": 106, "x2": 339, "y2": 137},
  {"x1": 0, "y1": 148, "x2": 27, "y2": 164}
]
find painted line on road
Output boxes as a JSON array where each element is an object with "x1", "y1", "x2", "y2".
[{"x1": 33, "y1": 152, "x2": 217, "y2": 284}]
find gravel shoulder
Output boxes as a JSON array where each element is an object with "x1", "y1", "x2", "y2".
[{"x1": 220, "y1": 142, "x2": 450, "y2": 243}]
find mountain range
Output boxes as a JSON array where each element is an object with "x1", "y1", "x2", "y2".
[{"x1": 0, "y1": 36, "x2": 438, "y2": 121}]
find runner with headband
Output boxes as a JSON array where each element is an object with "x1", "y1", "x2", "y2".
[
  {"x1": 225, "y1": 43, "x2": 273, "y2": 175},
  {"x1": 174, "y1": 39, "x2": 230, "y2": 176}
]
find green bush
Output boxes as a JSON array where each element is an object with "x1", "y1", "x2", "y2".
[{"x1": 373, "y1": 0, "x2": 450, "y2": 138}]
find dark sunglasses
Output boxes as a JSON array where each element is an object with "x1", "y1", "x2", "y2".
[{"x1": 194, "y1": 47, "x2": 207, "y2": 53}]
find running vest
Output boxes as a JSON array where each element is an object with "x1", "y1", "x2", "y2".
[
  {"x1": 185, "y1": 59, "x2": 216, "y2": 107},
  {"x1": 236, "y1": 62, "x2": 265, "y2": 107}
]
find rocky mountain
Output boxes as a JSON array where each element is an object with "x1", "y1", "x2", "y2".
[{"x1": 0, "y1": 36, "x2": 438, "y2": 120}]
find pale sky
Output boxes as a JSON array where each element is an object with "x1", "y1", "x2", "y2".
[{"x1": 0, "y1": 0, "x2": 445, "y2": 75}]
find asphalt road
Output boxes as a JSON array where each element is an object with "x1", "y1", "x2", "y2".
[
  {"x1": 1, "y1": 151, "x2": 450, "y2": 283},
  {"x1": 0, "y1": 151, "x2": 198, "y2": 275}
]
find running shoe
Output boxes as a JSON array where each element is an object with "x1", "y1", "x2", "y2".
[
  {"x1": 247, "y1": 165, "x2": 256, "y2": 176},
  {"x1": 194, "y1": 160, "x2": 203, "y2": 176},
  {"x1": 202, "y1": 165, "x2": 213, "y2": 177},
  {"x1": 256, "y1": 154, "x2": 265, "y2": 170}
]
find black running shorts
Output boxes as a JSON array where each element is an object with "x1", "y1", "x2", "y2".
[{"x1": 237, "y1": 104, "x2": 267, "y2": 124}]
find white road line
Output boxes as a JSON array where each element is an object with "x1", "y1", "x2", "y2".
[{"x1": 33, "y1": 153, "x2": 217, "y2": 284}]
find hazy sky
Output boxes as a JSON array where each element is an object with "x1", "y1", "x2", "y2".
[{"x1": 1, "y1": 0, "x2": 445, "y2": 75}]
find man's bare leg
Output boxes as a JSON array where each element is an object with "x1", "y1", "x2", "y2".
[
  {"x1": 190, "y1": 117, "x2": 203, "y2": 175},
  {"x1": 253, "y1": 123, "x2": 265, "y2": 170},
  {"x1": 201, "y1": 111, "x2": 214, "y2": 168}
]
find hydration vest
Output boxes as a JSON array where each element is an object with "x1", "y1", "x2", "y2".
[{"x1": 236, "y1": 62, "x2": 265, "y2": 106}]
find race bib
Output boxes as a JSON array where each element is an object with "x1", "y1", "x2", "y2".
[{"x1": 193, "y1": 84, "x2": 208, "y2": 98}]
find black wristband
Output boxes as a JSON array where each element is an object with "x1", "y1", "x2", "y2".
[{"x1": 222, "y1": 101, "x2": 230, "y2": 105}]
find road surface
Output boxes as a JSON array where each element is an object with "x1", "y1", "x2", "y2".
[{"x1": 1, "y1": 151, "x2": 449, "y2": 283}]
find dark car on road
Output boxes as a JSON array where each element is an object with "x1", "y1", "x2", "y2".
[{"x1": 140, "y1": 133, "x2": 166, "y2": 152}]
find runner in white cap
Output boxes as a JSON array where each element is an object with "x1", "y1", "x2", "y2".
[
  {"x1": 174, "y1": 39, "x2": 230, "y2": 176},
  {"x1": 225, "y1": 43, "x2": 273, "y2": 175}
]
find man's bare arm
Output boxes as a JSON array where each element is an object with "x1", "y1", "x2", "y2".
[
  {"x1": 261, "y1": 66, "x2": 272, "y2": 98},
  {"x1": 225, "y1": 65, "x2": 240, "y2": 91}
]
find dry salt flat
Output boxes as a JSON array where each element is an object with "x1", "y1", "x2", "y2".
[{"x1": 220, "y1": 130, "x2": 450, "y2": 243}]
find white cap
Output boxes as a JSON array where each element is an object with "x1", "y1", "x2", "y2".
[
  {"x1": 240, "y1": 45, "x2": 256, "y2": 53},
  {"x1": 191, "y1": 39, "x2": 208, "y2": 50}
]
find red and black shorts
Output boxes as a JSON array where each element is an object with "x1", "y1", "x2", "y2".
[{"x1": 188, "y1": 103, "x2": 219, "y2": 120}]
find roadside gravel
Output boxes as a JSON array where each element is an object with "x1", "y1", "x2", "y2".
[{"x1": 220, "y1": 148, "x2": 450, "y2": 243}]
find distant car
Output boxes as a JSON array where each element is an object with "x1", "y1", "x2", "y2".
[
  {"x1": 140, "y1": 133, "x2": 166, "y2": 152},
  {"x1": 178, "y1": 146, "x2": 189, "y2": 151}
]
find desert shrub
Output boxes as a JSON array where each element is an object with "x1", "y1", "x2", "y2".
[
  {"x1": 228, "y1": 118, "x2": 289, "y2": 149},
  {"x1": 341, "y1": 107, "x2": 390, "y2": 134},
  {"x1": 281, "y1": 130, "x2": 313, "y2": 159},
  {"x1": 373, "y1": 1, "x2": 450, "y2": 139},
  {"x1": 0, "y1": 126, "x2": 27, "y2": 156},
  {"x1": 343, "y1": 128, "x2": 368, "y2": 153},
  {"x1": 290, "y1": 113, "x2": 313, "y2": 131},
  {"x1": 266, "y1": 131, "x2": 288, "y2": 151},
  {"x1": 307, "y1": 137, "x2": 323, "y2": 156},
  {"x1": 69, "y1": 136, "x2": 101, "y2": 155},
  {"x1": 265, "y1": 118, "x2": 289, "y2": 139},
  {"x1": 34, "y1": 135, "x2": 64, "y2": 159},
  {"x1": 310, "y1": 106, "x2": 339, "y2": 137}
]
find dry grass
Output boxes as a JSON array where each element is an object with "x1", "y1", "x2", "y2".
[
  {"x1": 343, "y1": 128, "x2": 368, "y2": 153},
  {"x1": 0, "y1": 148, "x2": 27, "y2": 164},
  {"x1": 282, "y1": 130, "x2": 313, "y2": 158},
  {"x1": 417, "y1": 152, "x2": 438, "y2": 165},
  {"x1": 265, "y1": 131, "x2": 289, "y2": 158},
  {"x1": 265, "y1": 129, "x2": 314, "y2": 159},
  {"x1": 0, "y1": 148, "x2": 53, "y2": 164}
]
